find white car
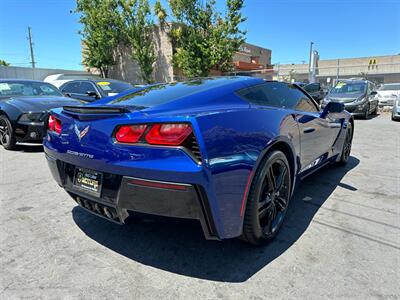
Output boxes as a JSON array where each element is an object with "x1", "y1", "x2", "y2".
[
  {"x1": 377, "y1": 83, "x2": 400, "y2": 106},
  {"x1": 43, "y1": 73, "x2": 101, "y2": 88}
]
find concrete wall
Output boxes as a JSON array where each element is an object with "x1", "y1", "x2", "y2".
[
  {"x1": 0, "y1": 66, "x2": 90, "y2": 81},
  {"x1": 276, "y1": 55, "x2": 400, "y2": 84}
]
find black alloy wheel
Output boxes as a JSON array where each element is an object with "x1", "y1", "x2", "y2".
[
  {"x1": 242, "y1": 151, "x2": 291, "y2": 245},
  {"x1": 336, "y1": 122, "x2": 353, "y2": 166},
  {"x1": 0, "y1": 115, "x2": 16, "y2": 150}
]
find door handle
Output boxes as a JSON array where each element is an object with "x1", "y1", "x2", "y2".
[{"x1": 303, "y1": 127, "x2": 315, "y2": 134}]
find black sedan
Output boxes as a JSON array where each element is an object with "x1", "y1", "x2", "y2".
[
  {"x1": 0, "y1": 79, "x2": 82, "y2": 150},
  {"x1": 59, "y1": 79, "x2": 134, "y2": 102}
]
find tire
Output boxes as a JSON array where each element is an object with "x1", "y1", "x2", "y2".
[
  {"x1": 0, "y1": 115, "x2": 17, "y2": 150},
  {"x1": 363, "y1": 104, "x2": 370, "y2": 119},
  {"x1": 241, "y1": 150, "x2": 291, "y2": 245},
  {"x1": 336, "y1": 122, "x2": 353, "y2": 166},
  {"x1": 372, "y1": 104, "x2": 378, "y2": 115}
]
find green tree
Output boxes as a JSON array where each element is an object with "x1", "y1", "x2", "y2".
[
  {"x1": 75, "y1": 0, "x2": 123, "y2": 78},
  {"x1": 0, "y1": 59, "x2": 10, "y2": 66},
  {"x1": 156, "y1": 0, "x2": 246, "y2": 78},
  {"x1": 119, "y1": 0, "x2": 156, "y2": 83}
]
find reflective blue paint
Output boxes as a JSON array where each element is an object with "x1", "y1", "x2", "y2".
[{"x1": 44, "y1": 77, "x2": 352, "y2": 239}]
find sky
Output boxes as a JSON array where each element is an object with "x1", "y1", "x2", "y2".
[{"x1": 0, "y1": 0, "x2": 399, "y2": 70}]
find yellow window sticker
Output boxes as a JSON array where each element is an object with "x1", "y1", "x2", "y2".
[
  {"x1": 97, "y1": 81, "x2": 110, "y2": 86},
  {"x1": 335, "y1": 82, "x2": 346, "y2": 88}
]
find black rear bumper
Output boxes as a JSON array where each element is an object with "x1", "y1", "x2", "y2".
[{"x1": 45, "y1": 154, "x2": 219, "y2": 240}]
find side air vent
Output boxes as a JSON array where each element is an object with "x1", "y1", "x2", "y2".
[{"x1": 184, "y1": 134, "x2": 202, "y2": 163}]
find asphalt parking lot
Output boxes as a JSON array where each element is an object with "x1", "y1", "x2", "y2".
[{"x1": 0, "y1": 113, "x2": 399, "y2": 299}]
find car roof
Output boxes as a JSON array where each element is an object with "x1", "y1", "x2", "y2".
[
  {"x1": 0, "y1": 78, "x2": 48, "y2": 83},
  {"x1": 104, "y1": 76, "x2": 264, "y2": 109}
]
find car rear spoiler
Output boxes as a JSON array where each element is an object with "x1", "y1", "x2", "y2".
[{"x1": 63, "y1": 106, "x2": 131, "y2": 115}]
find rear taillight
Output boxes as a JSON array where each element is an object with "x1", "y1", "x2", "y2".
[
  {"x1": 115, "y1": 124, "x2": 147, "y2": 143},
  {"x1": 145, "y1": 123, "x2": 192, "y2": 146},
  {"x1": 48, "y1": 115, "x2": 62, "y2": 134},
  {"x1": 114, "y1": 123, "x2": 201, "y2": 162}
]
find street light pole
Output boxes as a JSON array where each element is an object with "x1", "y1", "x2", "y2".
[{"x1": 308, "y1": 41, "x2": 314, "y2": 82}]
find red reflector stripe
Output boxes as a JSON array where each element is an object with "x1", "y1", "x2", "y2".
[
  {"x1": 129, "y1": 178, "x2": 188, "y2": 191},
  {"x1": 240, "y1": 170, "x2": 254, "y2": 217}
]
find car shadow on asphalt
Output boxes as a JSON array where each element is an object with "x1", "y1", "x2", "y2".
[{"x1": 72, "y1": 156, "x2": 360, "y2": 283}]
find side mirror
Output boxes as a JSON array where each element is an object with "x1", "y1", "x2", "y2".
[
  {"x1": 321, "y1": 101, "x2": 344, "y2": 118},
  {"x1": 64, "y1": 92, "x2": 72, "y2": 98},
  {"x1": 86, "y1": 91, "x2": 99, "y2": 98},
  {"x1": 370, "y1": 91, "x2": 377, "y2": 96}
]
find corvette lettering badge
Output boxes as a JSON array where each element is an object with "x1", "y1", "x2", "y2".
[{"x1": 74, "y1": 125, "x2": 90, "y2": 141}]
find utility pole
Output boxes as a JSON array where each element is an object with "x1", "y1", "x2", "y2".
[
  {"x1": 27, "y1": 27, "x2": 36, "y2": 69},
  {"x1": 308, "y1": 41, "x2": 314, "y2": 82},
  {"x1": 336, "y1": 58, "x2": 340, "y2": 83}
]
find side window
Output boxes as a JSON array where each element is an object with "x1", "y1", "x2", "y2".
[
  {"x1": 79, "y1": 82, "x2": 96, "y2": 94},
  {"x1": 292, "y1": 87, "x2": 319, "y2": 112},
  {"x1": 237, "y1": 82, "x2": 299, "y2": 108},
  {"x1": 238, "y1": 81, "x2": 318, "y2": 113},
  {"x1": 61, "y1": 82, "x2": 79, "y2": 93}
]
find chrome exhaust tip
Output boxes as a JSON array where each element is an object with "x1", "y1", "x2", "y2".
[
  {"x1": 103, "y1": 207, "x2": 114, "y2": 219},
  {"x1": 94, "y1": 203, "x2": 102, "y2": 215}
]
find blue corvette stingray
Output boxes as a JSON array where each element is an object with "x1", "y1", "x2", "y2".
[{"x1": 44, "y1": 77, "x2": 353, "y2": 245}]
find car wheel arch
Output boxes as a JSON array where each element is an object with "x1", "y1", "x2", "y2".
[
  {"x1": 241, "y1": 138, "x2": 297, "y2": 213},
  {"x1": 238, "y1": 138, "x2": 297, "y2": 236}
]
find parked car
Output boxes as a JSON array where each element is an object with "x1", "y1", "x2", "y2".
[
  {"x1": 44, "y1": 73, "x2": 102, "y2": 88},
  {"x1": 44, "y1": 77, "x2": 354, "y2": 245},
  {"x1": 303, "y1": 82, "x2": 325, "y2": 104},
  {"x1": 293, "y1": 81, "x2": 307, "y2": 87},
  {"x1": 392, "y1": 96, "x2": 400, "y2": 121},
  {"x1": 322, "y1": 79, "x2": 378, "y2": 119},
  {"x1": 59, "y1": 79, "x2": 134, "y2": 102},
  {"x1": 0, "y1": 79, "x2": 82, "y2": 150},
  {"x1": 377, "y1": 83, "x2": 400, "y2": 107}
]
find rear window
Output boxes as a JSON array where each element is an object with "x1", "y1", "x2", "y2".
[{"x1": 109, "y1": 78, "x2": 238, "y2": 107}]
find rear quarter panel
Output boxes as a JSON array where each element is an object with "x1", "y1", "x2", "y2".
[{"x1": 195, "y1": 107, "x2": 300, "y2": 238}]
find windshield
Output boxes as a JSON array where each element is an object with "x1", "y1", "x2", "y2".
[
  {"x1": 330, "y1": 81, "x2": 366, "y2": 95},
  {"x1": 378, "y1": 84, "x2": 400, "y2": 91},
  {"x1": 0, "y1": 81, "x2": 62, "y2": 98},
  {"x1": 96, "y1": 81, "x2": 133, "y2": 96}
]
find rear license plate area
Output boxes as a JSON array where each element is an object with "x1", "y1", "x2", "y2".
[{"x1": 73, "y1": 167, "x2": 103, "y2": 197}]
